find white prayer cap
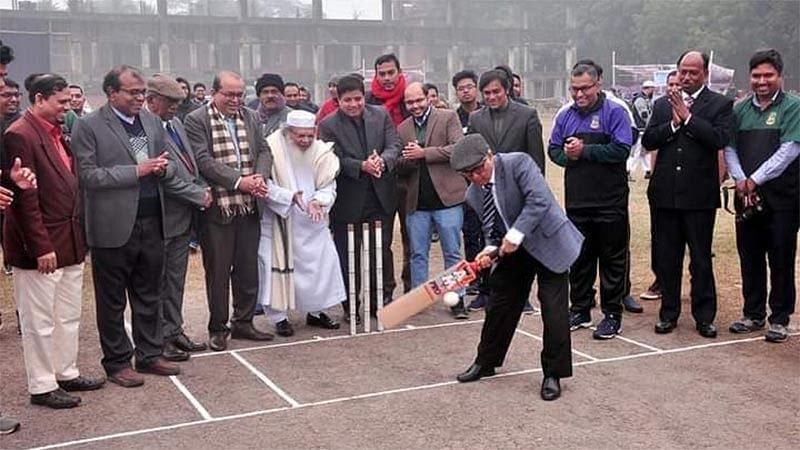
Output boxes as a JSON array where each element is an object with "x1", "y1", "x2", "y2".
[
  {"x1": 286, "y1": 110, "x2": 316, "y2": 128},
  {"x1": 642, "y1": 80, "x2": 655, "y2": 88}
]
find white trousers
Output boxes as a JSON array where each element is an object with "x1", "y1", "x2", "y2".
[
  {"x1": 15, "y1": 263, "x2": 84, "y2": 395},
  {"x1": 626, "y1": 137, "x2": 651, "y2": 175}
]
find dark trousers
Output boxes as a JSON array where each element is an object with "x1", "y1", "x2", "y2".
[
  {"x1": 198, "y1": 212, "x2": 259, "y2": 333},
  {"x1": 736, "y1": 208, "x2": 799, "y2": 326},
  {"x1": 475, "y1": 249, "x2": 572, "y2": 379},
  {"x1": 333, "y1": 211, "x2": 395, "y2": 313},
  {"x1": 462, "y1": 202, "x2": 488, "y2": 293},
  {"x1": 653, "y1": 208, "x2": 717, "y2": 324},
  {"x1": 92, "y1": 216, "x2": 164, "y2": 375},
  {"x1": 161, "y1": 230, "x2": 191, "y2": 341},
  {"x1": 649, "y1": 204, "x2": 660, "y2": 289},
  {"x1": 568, "y1": 214, "x2": 629, "y2": 316}
]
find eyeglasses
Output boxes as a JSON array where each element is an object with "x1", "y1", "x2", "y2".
[
  {"x1": 119, "y1": 88, "x2": 147, "y2": 97},
  {"x1": 459, "y1": 158, "x2": 487, "y2": 178},
  {"x1": 456, "y1": 84, "x2": 476, "y2": 92},
  {"x1": 0, "y1": 92, "x2": 21, "y2": 98},
  {"x1": 219, "y1": 91, "x2": 245, "y2": 100},
  {"x1": 569, "y1": 83, "x2": 597, "y2": 94}
]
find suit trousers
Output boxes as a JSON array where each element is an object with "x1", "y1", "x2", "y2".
[
  {"x1": 333, "y1": 214, "x2": 395, "y2": 313},
  {"x1": 462, "y1": 202, "x2": 488, "y2": 294},
  {"x1": 475, "y1": 249, "x2": 572, "y2": 379},
  {"x1": 15, "y1": 264, "x2": 84, "y2": 394},
  {"x1": 161, "y1": 230, "x2": 191, "y2": 341},
  {"x1": 92, "y1": 216, "x2": 164, "y2": 375},
  {"x1": 653, "y1": 208, "x2": 717, "y2": 324},
  {"x1": 198, "y1": 212, "x2": 259, "y2": 333},
  {"x1": 736, "y1": 208, "x2": 799, "y2": 326},
  {"x1": 396, "y1": 183, "x2": 411, "y2": 294},
  {"x1": 567, "y1": 213, "x2": 629, "y2": 316}
]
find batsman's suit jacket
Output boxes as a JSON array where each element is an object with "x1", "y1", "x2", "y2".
[
  {"x1": 642, "y1": 87, "x2": 733, "y2": 209},
  {"x1": 2, "y1": 111, "x2": 86, "y2": 269},
  {"x1": 396, "y1": 107, "x2": 467, "y2": 213},
  {"x1": 183, "y1": 105, "x2": 273, "y2": 224},
  {"x1": 72, "y1": 105, "x2": 207, "y2": 248},
  {"x1": 467, "y1": 101, "x2": 546, "y2": 174},
  {"x1": 465, "y1": 153, "x2": 583, "y2": 274},
  {"x1": 162, "y1": 117, "x2": 206, "y2": 239},
  {"x1": 318, "y1": 105, "x2": 401, "y2": 223}
]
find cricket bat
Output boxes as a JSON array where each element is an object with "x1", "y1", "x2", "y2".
[{"x1": 377, "y1": 259, "x2": 481, "y2": 329}]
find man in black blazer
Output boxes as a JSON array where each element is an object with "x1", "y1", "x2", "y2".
[
  {"x1": 319, "y1": 75, "x2": 401, "y2": 319},
  {"x1": 467, "y1": 69, "x2": 545, "y2": 174},
  {"x1": 642, "y1": 51, "x2": 733, "y2": 338}
]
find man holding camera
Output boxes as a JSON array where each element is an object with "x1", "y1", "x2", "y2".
[
  {"x1": 724, "y1": 49, "x2": 800, "y2": 343},
  {"x1": 642, "y1": 51, "x2": 733, "y2": 338}
]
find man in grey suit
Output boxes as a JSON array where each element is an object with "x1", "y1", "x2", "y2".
[
  {"x1": 319, "y1": 74, "x2": 401, "y2": 320},
  {"x1": 465, "y1": 69, "x2": 546, "y2": 313},
  {"x1": 451, "y1": 134, "x2": 582, "y2": 401},
  {"x1": 72, "y1": 65, "x2": 209, "y2": 387},
  {"x1": 144, "y1": 75, "x2": 211, "y2": 361},
  {"x1": 184, "y1": 70, "x2": 274, "y2": 351}
]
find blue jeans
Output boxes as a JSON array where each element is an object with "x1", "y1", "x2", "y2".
[{"x1": 406, "y1": 206, "x2": 464, "y2": 288}]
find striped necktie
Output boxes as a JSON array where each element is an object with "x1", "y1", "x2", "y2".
[{"x1": 482, "y1": 183, "x2": 503, "y2": 246}]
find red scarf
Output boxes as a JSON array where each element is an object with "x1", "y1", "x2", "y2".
[{"x1": 370, "y1": 74, "x2": 407, "y2": 125}]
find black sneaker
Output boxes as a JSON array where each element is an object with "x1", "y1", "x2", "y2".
[
  {"x1": 569, "y1": 311, "x2": 592, "y2": 331},
  {"x1": 729, "y1": 317, "x2": 766, "y2": 334},
  {"x1": 275, "y1": 319, "x2": 295, "y2": 337},
  {"x1": 593, "y1": 314, "x2": 622, "y2": 339},
  {"x1": 468, "y1": 294, "x2": 488, "y2": 311},
  {"x1": 765, "y1": 323, "x2": 789, "y2": 343},
  {"x1": 57, "y1": 376, "x2": 105, "y2": 392}
]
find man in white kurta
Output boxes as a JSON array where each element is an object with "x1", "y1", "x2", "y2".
[{"x1": 258, "y1": 110, "x2": 346, "y2": 336}]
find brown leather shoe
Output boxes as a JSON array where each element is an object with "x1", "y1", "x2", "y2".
[
  {"x1": 135, "y1": 357, "x2": 180, "y2": 376},
  {"x1": 107, "y1": 367, "x2": 144, "y2": 388},
  {"x1": 231, "y1": 323, "x2": 274, "y2": 341}
]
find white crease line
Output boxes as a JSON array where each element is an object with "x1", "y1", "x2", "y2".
[
  {"x1": 230, "y1": 352, "x2": 301, "y2": 408},
  {"x1": 589, "y1": 326, "x2": 664, "y2": 352},
  {"x1": 169, "y1": 376, "x2": 213, "y2": 420},
  {"x1": 192, "y1": 319, "x2": 486, "y2": 358},
  {"x1": 515, "y1": 328, "x2": 600, "y2": 361},
  {"x1": 32, "y1": 332, "x2": 796, "y2": 450}
]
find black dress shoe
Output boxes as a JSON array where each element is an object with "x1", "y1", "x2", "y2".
[
  {"x1": 623, "y1": 295, "x2": 644, "y2": 313},
  {"x1": 540, "y1": 377, "x2": 561, "y2": 401},
  {"x1": 307, "y1": 313, "x2": 340, "y2": 330},
  {"x1": 174, "y1": 333, "x2": 207, "y2": 352},
  {"x1": 31, "y1": 388, "x2": 80, "y2": 409},
  {"x1": 456, "y1": 364, "x2": 496, "y2": 383},
  {"x1": 231, "y1": 323, "x2": 274, "y2": 341},
  {"x1": 275, "y1": 319, "x2": 295, "y2": 337},
  {"x1": 696, "y1": 322, "x2": 718, "y2": 338},
  {"x1": 209, "y1": 332, "x2": 229, "y2": 352},
  {"x1": 57, "y1": 376, "x2": 105, "y2": 392},
  {"x1": 655, "y1": 320, "x2": 677, "y2": 334},
  {"x1": 163, "y1": 341, "x2": 190, "y2": 362}
]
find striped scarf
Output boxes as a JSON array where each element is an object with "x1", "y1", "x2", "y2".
[{"x1": 207, "y1": 103, "x2": 255, "y2": 217}]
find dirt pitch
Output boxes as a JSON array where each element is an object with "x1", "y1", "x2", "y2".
[{"x1": 1, "y1": 113, "x2": 798, "y2": 449}]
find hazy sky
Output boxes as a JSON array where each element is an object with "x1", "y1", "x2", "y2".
[{"x1": 0, "y1": 0, "x2": 383, "y2": 19}]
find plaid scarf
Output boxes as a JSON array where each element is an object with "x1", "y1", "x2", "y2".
[{"x1": 207, "y1": 103, "x2": 255, "y2": 217}]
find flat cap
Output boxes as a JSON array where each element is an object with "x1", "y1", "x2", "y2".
[
  {"x1": 147, "y1": 74, "x2": 185, "y2": 101},
  {"x1": 450, "y1": 134, "x2": 491, "y2": 172}
]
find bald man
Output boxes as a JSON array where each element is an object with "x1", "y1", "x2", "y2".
[
  {"x1": 396, "y1": 82, "x2": 468, "y2": 316},
  {"x1": 642, "y1": 51, "x2": 733, "y2": 338}
]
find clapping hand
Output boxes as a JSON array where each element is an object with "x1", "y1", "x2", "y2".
[{"x1": 564, "y1": 137, "x2": 584, "y2": 160}]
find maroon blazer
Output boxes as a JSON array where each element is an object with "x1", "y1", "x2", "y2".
[{"x1": 2, "y1": 111, "x2": 86, "y2": 270}]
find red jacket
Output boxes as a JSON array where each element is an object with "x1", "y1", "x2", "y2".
[{"x1": 2, "y1": 110, "x2": 86, "y2": 269}]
